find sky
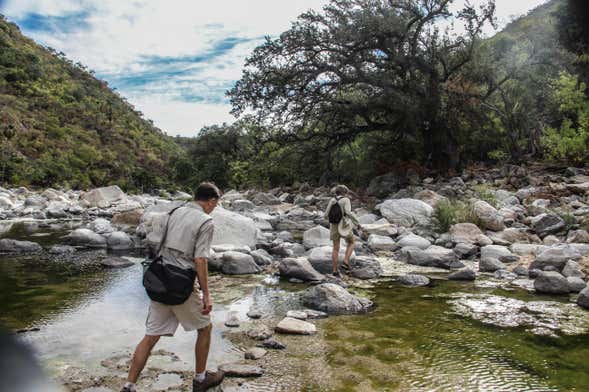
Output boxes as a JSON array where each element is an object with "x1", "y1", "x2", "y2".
[{"x1": 0, "y1": 0, "x2": 550, "y2": 137}]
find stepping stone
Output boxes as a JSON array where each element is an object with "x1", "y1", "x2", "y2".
[
  {"x1": 275, "y1": 317, "x2": 316, "y2": 335},
  {"x1": 219, "y1": 363, "x2": 264, "y2": 377},
  {"x1": 246, "y1": 325, "x2": 273, "y2": 340},
  {"x1": 246, "y1": 308, "x2": 263, "y2": 319},
  {"x1": 257, "y1": 339, "x2": 286, "y2": 350},
  {"x1": 286, "y1": 310, "x2": 308, "y2": 320},
  {"x1": 244, "y1": 347, "x2": 267, "y2": 360},
  {"x1": 224, "y1": 311, "x2": 240, "y2": 327}
]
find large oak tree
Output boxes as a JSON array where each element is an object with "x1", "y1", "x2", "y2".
[{"x1": 229, "y1": 0, "x2": 496, "y2": 171}]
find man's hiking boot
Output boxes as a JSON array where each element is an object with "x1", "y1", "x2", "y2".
[{"x1": 193, "y1": 370, "x2": 225, "y2": 392}]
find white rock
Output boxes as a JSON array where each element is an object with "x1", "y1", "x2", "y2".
[
  {"x1": 367, "y1": 234, "x2": 397, "y2": 251},
  {"x1": 81, "y1": 185, "x2": 127, "y2": 208},
  {"x1": 398, "y1": 233, "x2": 431, "y2": 249},
  {"x1": 303, "y1": 225, "x2": 333, "y2": 249},
  {"x1": 275, "y1": 317, "x2": 316, "y2": 335},
  {"x1": 212, "y1": 207, "x2": 258, "y2": 247},
  {"x1": 377, "y1": 199, "x2": 433, "y2": 227}
]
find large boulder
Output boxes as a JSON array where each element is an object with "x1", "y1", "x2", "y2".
[
  {"x1": 530, "y1": 244, "x2": 582, "y2": 271},
  {"x1": 473, "y1": 201, "x2": 505, "y2": 232},
  {"x1": 250, "y1": 249, "x2": 273, "y2": 266},
  {"x1": 112, "y1": 209, "x2": 144, "y2": 226},
  {"x1": 534, "y1": 271, "x2": 570, "y2": 294},
  {"x1": 449, "y1": 223, "x2": 484, "y2": 244},
  {"x1": 567, "y1": 277, "x2": 587, "y2": 293},
  {"x1": 278, "y1": 258, "x2": 324, "y2": 282},
  {"x1": 221, "y1": 252, "x2": 262, "y2": 275},
  {"x1": 301, "y1": 283, "x2": 373, "y2": 314},
  {"x1": 567, "y1": 230, "x2": 589, "y2": 244},
  {"x1": 361, "y1": 222, "x2": 398, "y2": 237},
  {"x1": 0, "y1": 196, "x2": 14, "y2": 209},
  {"x1": 448, "y1": 268, "x2": 476, "y2": 281},
  {"x1": 480, "y1": 245, "x2": 513, "y2": 260},
  {"x1": 367, "y1": 172, "x2": 406, "y2": 197},
  {"x1": 401, "y1": 246, "x2": 463, "y2": 269},
  {"x1": 562, "y1": 260, "x2": 586, "y2": 279},
  {"x1": 531, "y1": 214, "x2": 566, "y2": 237},
  {"x1": 397, "y1": 233, "x2": 430, "y2": 249},
  {"x1": 302, "y1": 226, "x2": 333, "y2": 249},
  {"x1": 577, "y1": 287, "x2": 589, "y2": 309},
  {"x1": 510, "y1": 243, "x2": 548, "y2": 256},
  {"x1": 367, "y1": 234, "x2": 397, "y2": 251},
  {"x1": 308, "y1": 246, "x2": 355, "y2": 274},
  {"x1": 46, "y1": 201, "x2": 69, "y2": 218},
  {"x1": 87, "y1": 218, "x2": 114, "y2": 234},
  {"x1": 106, "y1": 231, "x2": 134, "y2": 250},
  {"x1": 65, "y1": 228, "x2": 107, "y2": 248},
  {"x1": 488, "y1": 228, "x2": 537, "y2": 245},
  {"x1": 81, "y1": 185, "x2": 127, "y2": 208},
  {"x1": 479, "y1": 257, "x2": 506, "y2": 272},
  {"x1": 377, "y1": 199, "x2": 433, "y2": 228},
  {"x1": 358, "y1": 213, "x2": 379, "y2": 225},
  {"x1": 0, "y1": 239, "x2": 42, "y2": 253},
  {"x1": 414, "y1": 190, "x2": 448, "y2": 208},
  {"x1": 252, "y1": 192, "x2": 281, "y2": 206},
  {"x1": 349, "y1": 256, "x2": 383, "y2": 279},
  {"x1": 211, "y1": 207, "x2": 258, "y2": 248}
]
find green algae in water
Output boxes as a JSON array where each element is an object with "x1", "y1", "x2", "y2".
[
  {"x1": 323, "y1": 282, "x2": 589, "y2": 391},
  {"x1": 0, "y1": 256, "x2": 108, "y2": 329}
]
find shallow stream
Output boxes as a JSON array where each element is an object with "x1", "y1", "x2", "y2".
[{"x1": 1, "y1": 221, "x2": 588, "y2": 391}]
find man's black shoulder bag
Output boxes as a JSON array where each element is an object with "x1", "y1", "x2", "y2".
[{"x1": 142, "y1": 205, "x2": 196, "y2": 305}]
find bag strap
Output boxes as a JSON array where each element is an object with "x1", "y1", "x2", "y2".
[{"x1": 156, "y1": 203, "x2": 186, "y2": 256}]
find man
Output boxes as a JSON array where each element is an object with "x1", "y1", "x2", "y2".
[
  {"x1": 122, "y1": 182, "x2": 224, "y2": 392},
  {"x1": 324, "y1": 184, "x2": 361, "y2": 277}
]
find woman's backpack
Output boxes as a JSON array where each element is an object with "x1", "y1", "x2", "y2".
[{"x1": 328, "y1": 197, "x2": 344, "y2": 224}]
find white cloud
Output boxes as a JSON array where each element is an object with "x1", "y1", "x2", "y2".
[
  {"x1": 130, "y1": 94, "x2": 234, "y2": 137},
  {"x1": 1, "y1": 0, "x2": 550, "y2": 136}
]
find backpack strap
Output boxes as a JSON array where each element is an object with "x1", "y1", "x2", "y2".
[{"x1": 156, "y1": 203, "x2": 186, "y2": 257}]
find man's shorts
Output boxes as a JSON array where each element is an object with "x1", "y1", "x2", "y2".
[
  {"x1": 329, "y1": 224, "x2": 354, "y2": 243},
  {"x1": 146, "y1": 291, "x2": 211, "y2": 336}
]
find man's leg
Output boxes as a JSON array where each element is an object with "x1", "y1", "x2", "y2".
[
  {"x1": 331, "y1": 240, "x2": 340, "y2": 274},
  {"x1": 195, "y1": 323, "x2": 212, "y2": 374},
  {"x1": 127, "y1": 335, "x2": 161, "y2": 383},
  {"x1": 344, "y1": 237, "x2": 355, "y2": 267}
]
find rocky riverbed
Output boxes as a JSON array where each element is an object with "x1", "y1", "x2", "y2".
[{"x1": 1, "y1": 163, "x2": 589, "y2": 391}]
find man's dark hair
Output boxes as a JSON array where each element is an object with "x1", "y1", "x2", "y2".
[{"x1": 194, "y1": 182, "x2": 221, "y2": 201}]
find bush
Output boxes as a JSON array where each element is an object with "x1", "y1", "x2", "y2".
[
  {"x1": 433, "y1": 200, "x2": 483, "y2": 233},
  {"x1": 473, "y1": 184, "x2": 498, "y2": 208},
  {"x1": 542, "y1": 73, "x2": 589, "y2": 165}
]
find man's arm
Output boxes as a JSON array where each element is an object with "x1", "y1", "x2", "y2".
[
  {"x1": 193, "y1": 220, "x2": 214, "y2": 314},
  {"x1": 195, "y1": 257, "x2": 211, "y2": 314}
]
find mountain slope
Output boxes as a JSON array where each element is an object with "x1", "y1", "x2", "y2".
[{"x1": 0, "y1": 15, "x2": 184, "y2": 191}]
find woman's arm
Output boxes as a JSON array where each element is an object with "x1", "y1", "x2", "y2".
[
  {"x1": 343, "y1": 198, "x2": 360, "y2": 226},
  {"x1": 324, "y1": 198, "x2": 334, "y2": 219}
]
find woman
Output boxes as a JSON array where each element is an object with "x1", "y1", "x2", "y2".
[{"x1": 324, "y1": 184, "x2": 362, "y2": 277}]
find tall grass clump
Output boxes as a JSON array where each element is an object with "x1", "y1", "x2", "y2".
[
  {"x1": 473, "y1": 184, "x2": 498, "y2": 208},
  {"x1": 433, "y1": 200, "x2": 483, "y2": 233}
]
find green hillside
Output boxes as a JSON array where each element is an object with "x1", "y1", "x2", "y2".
[{"x1": 0, "y1": 15, "x2": 184, "y2": 191}]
